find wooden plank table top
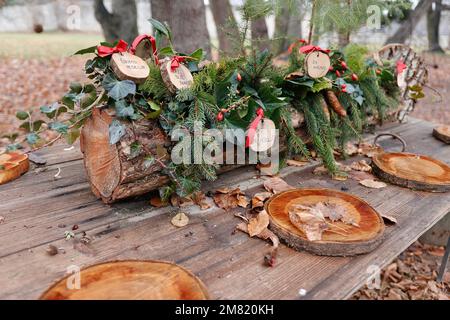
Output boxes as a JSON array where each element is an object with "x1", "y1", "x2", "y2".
[{"x1": 0, "y1": 117, "x2": 448, "y2": 300}]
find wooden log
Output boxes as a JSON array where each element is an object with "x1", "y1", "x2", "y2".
[
  {"x1": 433, "y1": 125, "x2": 450, "y2": 144},
  {"x1": 372, "y1": 152, "x2": 450, "y2": 192},
  {"x1": 265, "y1": 189, "x2": 385, "y2": 256},
  {"x1": 0, "y1": 152, "x2": 29, "y2": 185},
  {"x1": 40, "y1": 260, "x2": 209, "y2": 300}
]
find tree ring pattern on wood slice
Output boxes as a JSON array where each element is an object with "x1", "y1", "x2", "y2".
[
  {"x1": 433, "y1": 125, "x2": 450, "y2": 144},
  {"x1": 372, "y1": 152, "x2": 450, "y2": 192},
  {"x1": 110, "y1": 52, "x2": 150, "y2": 84},
  {"x1": 304, "y1": 52, "x2": 331, "y2": 79},
  {"x1": 265, "y1": 189, "x2": 385, "y2": 256},
  {"x1": 40, "y1": 260, "x2": 209, "y2": 300},
  {"x1": 160, "y1": 58, "x2": 194, "y2": 93},
  {"x1": 0, "y1": 152, "x2": 30, "y2": 185}
]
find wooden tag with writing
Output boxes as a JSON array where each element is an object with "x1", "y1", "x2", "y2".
[
  {"x1": 249, "y1": 119, "x2": 277, "y2": 152},
  {"x1": 305, "y1": 51, "x2": 331, "y2": 79},
  {"x1": 111, "y1": 52, "x2": 150, "y2": 84},
  {"x1": 160, "y1": 58, "x2": 194, "y2": 93}
]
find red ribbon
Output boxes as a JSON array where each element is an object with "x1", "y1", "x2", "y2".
[
  {"x1": 129, "y1": 34, "x2": 159, "y2": 65},
  {"x1": 246, "y1": 108, "x2": 265, "y2": 148},
  {"x1": 396, "y1": 59, "x2": 407, "y2": 75},
  {"x1": 170, "y1": 56, "x2": 186, "y2": 72},
  {"x1": 299, "y1": 45, "x2": 330, "y2": 55},
  {"x1": 97, "y1": 39, "x2": 128, "y2": 57}
]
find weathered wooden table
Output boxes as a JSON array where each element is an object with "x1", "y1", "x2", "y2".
[{"x1": 0, "y1": 117, "x2": 449, "y2": 300}]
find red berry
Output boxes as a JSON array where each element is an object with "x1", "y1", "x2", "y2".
[
  {"x1": 237, "y1": 73, "x2": 242, "y2": 82},
  {"x1": 329, "y1": 66, "x2": 334, "y2": 71},
  {"x1": 336, "y1": 70, "x2": 341, "y2": 77},
  {"x1": 376, "y1": 69, "x2": 382, "y2": 75},
  {"x1": 341, "y1": 84, "x2": 347, "y2": 89},
  {"x1": 217, "y1": 112, "x2": 224, "y2": 122},
  {"x1": 341, "y1": 61, "x2": 348, "y2": 69},
  {"x1": 342, "y1": 88, "x2": 347, "y2": 93},
  {"x1": 352, "y1": 73, "x2": 359, "y2": 81}
]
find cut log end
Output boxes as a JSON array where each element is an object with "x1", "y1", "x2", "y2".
[
  {"x1": 40, "y1": 260, "x2": 209, "y2": 300},
  {"x1": 0, "y1": 152, "x2": 30, "y2": 185},
  {"x1": 265, "y1": 189, "x2": 385, "y2": 256},
  {"x1": 372, "y1": 153, "x2": 450, "y2": 193},
  {"x1": 433, "y1": 126, "x2": 450, "y2": 144}
]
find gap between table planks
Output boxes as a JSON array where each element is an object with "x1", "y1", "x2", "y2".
[{"x1": 0, "y1": 118, "x2": 448, "y2": 300}]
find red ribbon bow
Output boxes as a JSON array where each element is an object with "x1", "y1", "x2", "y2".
[
  {"x1": 246, "y1": 108, "x2": 265, "y2": 148},
  {"x1": 97, "y1": 39, "x2": 128, "y2": 58},
  {"x1": 170, "y1": 56, "x2": 186, "y2": 72},
  {"x1": 396, "y1": 59, "x2": 407, "y2": 75},
  {"x1": 129, "y1": 34, "x2": 159, "y2": 65},
  {"x1": 299, "y1": 45, "x2": 330, "y2": 55}
]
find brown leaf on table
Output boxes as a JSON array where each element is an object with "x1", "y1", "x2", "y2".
[
  {"x1": 257, "y1": 162, "x2": 279, "y2": 176},
  {"x1": 192, "y1": 191, "x2": 211, "y2": 210},
  {"x1": 287, "y1": 159, "x2": 309, "y2": 167},
  {"x1": 213, "y1": 188, "x2": 248, "y2": 211},
  {"x1": 360, "y1": 179, "x2": 387, "y2": 189},
  {"x1": 349, "y1": 170, "x2": 375, "y2": 181},
  {"x1": 313, "y1": 166, "x2": 328, "y2": 175},
  {"x1": 248, "y1": 210, "x2": 270, "y2": 237},
  {"x1": 344, "y1": 142, "x2": 359, "y2": 156},
  {"x1": 263, "y1": 177, "x2": 295, "y2": 194},
  {"x1": 381, "y1": 214, "x2": 398, "y2": 225},
  {"x1": 288, "y1": 204, "x2": 328, "y2": 241},
  {"x1": 170, "y1": 195, "x2": 194, "y2": 208},
  {"x1": 171, "y1": 212, "x2": 189, "y2": 228},
  {"x1": 358, "y1": 143, "x2": 383, "y2": 158},
  {"x1": 336, "y1": 162, "x2": 352, "y2": 172},
  {"x1": 251, "y1": 192, "x2": 273, "y2": 209},
  {"x1": 150, "y1": 195, "x2": 169, "y2": 208},
  {"x1": 332, "y1": 173, "x2": 348, "y2": 181},
  {"x1": 351, "y1": 160, "x2": 372, "y2": 172}
]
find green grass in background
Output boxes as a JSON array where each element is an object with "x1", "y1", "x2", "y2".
[{"x1": 0, "y1": 32, "x2": 103, "y2": 59}]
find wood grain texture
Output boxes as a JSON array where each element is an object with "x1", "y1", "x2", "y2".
[
  {"x1": 433, "y1": 125, "x2": 450, "y2": 144},
  {"x1": 110, "y1": 52, "x2": 150, "y2": 84},
  {"x1": 40, "y1": 260, "x2": 209, "y2": 300},
  {"x1": 0, "y1": 118, "x2": 449, "y2": 300},
  {"x1": 266, "y1": 189, "x2": 385, "y2": 256},
  {"x1": 0, "y1": 152, "x2": 29, "y2": 185},
  {"x1": 372, "y1": 152, "x2": 450, "y2": 192}
]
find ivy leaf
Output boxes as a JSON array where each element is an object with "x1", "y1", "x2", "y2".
[
  {"x1": 189, "y1": 48, "x2": 203, "y2": 61},
  {"x1": 33, "y1": 120, "x2": 45, "y2": 131},
  {"x1": 49, "y1": 122, "x2": 69, "y2": 134},
  {"x1": 16, "y1": 111, "x2": 29, "y2": 120},
  {"x1": 27, "y1": 133, "x2": 40, "y2": 145},
  {"x1": 73, "y1": 45, "x2": 97, "y2": 55},
  {"x1": 115, "y1": 100, "x2": 135, "y2": 118},
  {"x1": 109, "y1": 120, "x2": 126, "y2": 145},
  {"x1": 353, "y1": 95, "x2": 365, "y2": 106},
  {"x1": 102, "y1": 74, "x2": 136, "y2": 101},
  {"x1": 6, "y1": 143, "x2": 22, "y2": 152},
  {"x1": 40, "y1": 102, "x2": 60, "y2": 118}
]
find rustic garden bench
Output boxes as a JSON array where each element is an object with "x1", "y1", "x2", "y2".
[{"x1": 0, "y1": 117, "x2": 448, "y2": 300}]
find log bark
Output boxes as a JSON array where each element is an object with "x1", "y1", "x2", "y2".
[
  {"x1": 265, "y1": 189, "x2": 385, "y2": 256},
  {"x1": 94, "y1": 0, "x2": 138, "y2": 44},
  {"x1": 385, "y1": 0, "x2": 434, "y2": 44},
  {"x1": 40, "y1": 260, "x2": 209, "y2": 300},
  {"x1": 372, "y1": 152, "x2": 450, "y2": 192},
  {"x1": 427, "y1": 0, "x2": 445, "y2": 53},
  {"x1": 151, "y1": 0, "x2": 211, "y2": 57},
  {"x1": 209, "y1": 0, "x2": 238, "y2": 56}
]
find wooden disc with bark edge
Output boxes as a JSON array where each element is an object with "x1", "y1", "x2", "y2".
[
  {"x1": 304, "y1": 51, "x2": 331, "y2": 79},
  {"x1": 372, "y1": 152, "x2": 450, "y2": 192},
  {"x1": 160, "y1": 58, "x2": 194, "y2": 93},
  {"x1": 433, "y1": 125, "x2": 450, "y2": 144},
  {"x1": 0, "y1": 152, "x2": 29, "y2": 185},
  {"x1": 265, "y1": 189, "x2": 385, "y2": 256},
  {"x1": 40, "y1": 260, "x2": 209, "y2": 300},
  {"x1": 110, "y1": 52, "x2": 150, "y2": 84}
]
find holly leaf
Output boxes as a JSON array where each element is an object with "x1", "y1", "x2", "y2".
[
  {"x1": 73, "y1": 45, "x2": 97, "y2": 56},
  {"x1": 115, "y1": 100, "x2": 135, "y2": 119},
  {"x1": 149, "y1": 18, "x2": 172, "y2": 41},
  {"x1": 158, "y1": 46, "x2": 175, "y2": 56},
  {"x1": 102, "y1": 74, "x2": 136, "y2": 101},
  {"x1": 108, "y1": 120, "x2": 126, "y2": 145},
  {"x1": 16, "y1": 111, "x2": 29, "y2": 120}
]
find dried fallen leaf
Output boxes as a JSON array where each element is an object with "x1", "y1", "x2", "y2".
[
  {"x1": 192, "y1": 191, "x2": 211, "y2": 210},
  {"x1": 170, "y1": 195, "x2": 194, "y2": 208},
  {"x1": 360, "y1": 179, "x2": 387, "y2": 189},
  {"x1": 349, "y1": 170, "x2": 375, "y2": 181},
  {"x1": 289, "y1": 204, "x2": 328, "y2": 241},
  {"x1": 237, "y1": 194, "x2": 249, "y2": 208},
  {"x1": 150, "y1": 195, "x2": 168, "y2": 208},
  {"x1": 358, "y1": 142, "x2": 383, "y2": 158},
  {"x1": 213, "y1": 188, "x2": 249, "y2": 211},
  {"x1": 332, "y1": 173, "x2": 348, "y2": 181},
  {"x1": 381, "y1": 214, "x2": 398, "y2": 225},
  {"x1": 287, "y1": 159, "x2": 309, "y2": 167},
  {"x1": 263, "y1": 177, "x2": 294, "y2": 194},
  {"x1": 313, "y1": 166, "x2": 328, "y2": 175},
  {"x1": 344, "y1": 142, "x2": 359, "y2": 156},
  {"x1": 248, "y1": 210, "x2": 270, "y2": 237},
  {"x1": 45, "y1": 245, "x2": 58, "y2": 256},
  {"x1": 351, "y1": 160, "x2": 372, "y2": 172},
  {"x1": 171, "y1": 212, "x2": 189, "y2": 228},
  {"x1": 251, "y1": 192, "x2": 273, "y2": 209}
]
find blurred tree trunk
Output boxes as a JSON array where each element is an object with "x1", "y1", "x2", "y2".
[
  {"x1": 94, "y1": 0, "x2": 138, "y2": 44},
  {"x1": 338, "y1": 31, "x2": 350, "y2": 47},
  {"x1": 151, "y1": 0, "x2": 211, "y2": 56},
  {"x1": 427, "y1": 0, "x2": 444, "y2": 52},
  {"x1": 272, "y1": 1, "x2": 290, "y2": 55},
  {"x1": 385, "y1": 0, "x2": 434, "y2": 44},
  {"x1": 252, "y1": 17, "x2": 270, "y2": 51},
  {"x1": 210, "y1": 0, "x2": 238, "y2": 56}
]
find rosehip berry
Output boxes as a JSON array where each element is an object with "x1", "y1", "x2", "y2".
[
  {"x1": 336, "y1": 70, "x2": 341, "y2": 77},
  {"x1": 237, "y1": 73, "x2": 242, "y2": 82},
  {"x1": 341, "y1": 84, "x2": 347, "y2": 89},
  {"x1": 217, "y1": 112, "x2": 224, "y2": 122},
  {"x1": 352, "y1": 73, "x2": 359, "y2": 81},
  {"x1": 329, "y1": 66, "x2": 334, "y2": 71},
  {"x1": 342, "y1": 88, "x2": 347, "y2": 93},
  {"x1": 376, "y1": 69, "x2": 382, "y2": 75},
  {"x1": 341, "y1": 61, "x2": 348, "y2": 69}
]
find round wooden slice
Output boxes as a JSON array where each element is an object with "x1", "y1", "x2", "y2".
[
  {"x1": 265, "y1": 189, "x2": 385, "y2": 256},
  {"x1": 304, "y1": 51, "x2": 331, "y2": 79},
  {"x1": 160, "y1": 58, "x2": 194, "y2": 93},
  {"x1": 433, "y1": 125, "x2": 450, "y2": 144},
  {"x1": 110, "y1": 52, "x2": 150, "y2": 84},
  {"x1": 372, "y1": 152, "x2": 450, "y2": 192},
  {"x1": 249, "y1": 119, "x2": 276, "y2": 152},
  {"x1": 0, "y1": 152, "x2": 29, "y2": 185},
  {"x1": 40, "y1": 260, "x2": 209, "y2": 300}
]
